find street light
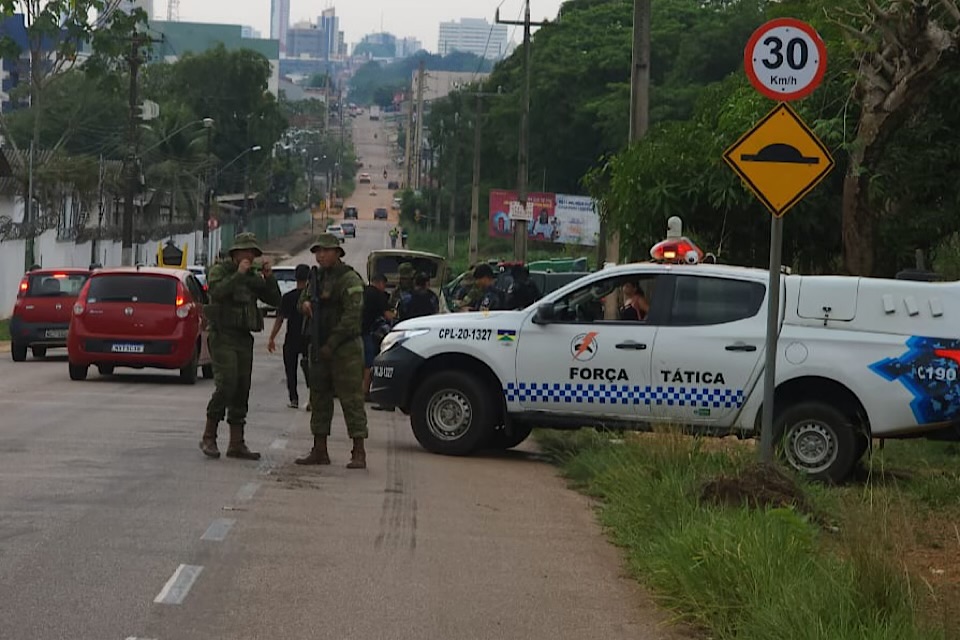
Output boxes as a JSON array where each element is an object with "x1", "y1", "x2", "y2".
[
  {"x1": 140, "y1": 117, "x2": 215, "y2": 155},
  {"x1": 208, "y1": 144, "x2": 262, "y2": 237}
]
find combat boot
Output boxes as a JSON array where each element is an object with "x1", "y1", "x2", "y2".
[
  {"x1": 226, "y1": 424, "x2": 261, "y2": 460},
  {"x1": 199, "y1": 417, "x2": 220, "y2": 459},
  {"x1": 347, "y1": 438, "x2": 367, "y2": 469},
  {"x1": 295, "y1": 435, "x2": 331, "y2": 465}
]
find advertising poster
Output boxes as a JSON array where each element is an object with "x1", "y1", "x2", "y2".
[{"x1": 488, "y1": 190, "x2": 599, "y2": 247}]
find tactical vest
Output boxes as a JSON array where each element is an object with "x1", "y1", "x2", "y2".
[{"x1": 205, "y1": 264, "x2": 266, "y2": 333}]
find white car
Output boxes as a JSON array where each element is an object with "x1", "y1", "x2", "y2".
[
  {"x1": 326, "y1": 225, "x2": 346, "y2": 243},
  {"x1": 370, "y1": 233, "x2": 960, "y2": 484},
  {"x1": 258, "y1": 265, "x2": 299, "y2": 316}
]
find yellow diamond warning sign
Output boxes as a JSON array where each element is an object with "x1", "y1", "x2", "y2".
[{"x1": 723, "y1": 102, "x2": 834, "y2": 218}]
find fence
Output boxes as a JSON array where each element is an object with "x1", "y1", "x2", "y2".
[{"x1": 0, "y1": 209, "x2": 311, "y2": 319}]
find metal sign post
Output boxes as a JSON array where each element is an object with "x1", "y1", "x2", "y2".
[{"x1": 726, "y1": 17, "x2": 831, "y2": 462}]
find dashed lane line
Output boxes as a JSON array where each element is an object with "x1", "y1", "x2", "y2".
[
  {"x1": 153, "y1": 564, "x2": 203, "y2": 605},
  {"x1": 200, "y1": 518, "x2": 236, "y2": 542}
]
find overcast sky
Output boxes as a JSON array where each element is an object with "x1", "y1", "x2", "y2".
[{"x1": 174, "y1": 0, "x2": 564, "y2": 53}]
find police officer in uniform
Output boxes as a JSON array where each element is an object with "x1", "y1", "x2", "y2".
[
  {"x1": 296, "y1": 233, "x2": 369, "y2": 469},
  {"x1": 200, "y1": 233, "x2": 281, "y2": 460},
  {"x1": 469, "y1": 263, "x2": 503, "y2": 312}
]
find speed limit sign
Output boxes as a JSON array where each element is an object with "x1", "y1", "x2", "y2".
[{"x1": 744, "y1": 18, "x2": 826, "y2": 102}]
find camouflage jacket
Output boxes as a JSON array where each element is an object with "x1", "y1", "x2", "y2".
[
  {"x1": 205, "y1": 261, "x2": 281, "y2": 333},
  {"x1": 300, "y1": 262, "x2": 365, "y2": 354}
]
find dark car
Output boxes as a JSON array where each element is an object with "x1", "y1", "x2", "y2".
[
  {"x1": 344, "y1": 206, "x2": 358, "y2": 219},
  {"x1": 341, "y1": 221, "x2": 357, "y2": 237},
  {"x1": 67, "y1": 267, "x2": 212, "y2": 384},
  {"x1": 10, "y1": 268, "x2": 90, "y2": 361},
  {"x1": 374, "y1": 207, "x2": 388, "y2": 220},
  {"x1": 387, "y1": 180, "x2": 400, "y2": 190}
]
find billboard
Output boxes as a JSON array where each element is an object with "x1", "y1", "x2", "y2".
[{"x1": 488, "y1": 190, "x2": 600, "y2": 247}]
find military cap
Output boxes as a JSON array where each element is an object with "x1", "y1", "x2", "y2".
[
  {"x1": 309, "y1": 233, "x2": 345, "y2": 256},
  {"x1": 398, "y1": 262, "x2": 415, "y2": 277},
  {"x1": 229, "y1": 232, "x2": 263, "y2": 257}
]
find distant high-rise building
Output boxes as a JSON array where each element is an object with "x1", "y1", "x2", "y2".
[
  {"x1": 241, "y1": 25, "x2": 262, "y2": 39},
  {"x1": 116, "y1": 0, "x2": 154, "y2": 18},
  {"x1": 396, "y1": 37, "x2": 423, "y2": 58},
  {"x1": 271, "y1": 0, "x2": 290, "y2": 54},
  {"x1": 318, "y1": 8, "x2": 339, "y2": 59},
  {"x1": 438, "y1": 18, "x2": 508, "y2": 59},
  {"x1": 287, "y1": 23, "x2": 326, "y2": 59}
]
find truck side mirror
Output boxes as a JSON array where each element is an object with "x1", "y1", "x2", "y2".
[{"x1": 533, "y1": 303, "x2": 556, "y2": 324}]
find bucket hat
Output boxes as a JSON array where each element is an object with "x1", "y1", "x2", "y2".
[
  {"x1": 229, "y1": 232, "x2": 263, "y2": 257},
  {"x1": 309, "y1": 233, "x2": 345, "y2": 257}
]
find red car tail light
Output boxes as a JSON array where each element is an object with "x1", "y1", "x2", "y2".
[
  {"x1": 73, "y1": 281, "x2": 91, "y2": 316},
  {"x1": 175, "y1": 282, "x2": 190, "y2": 319},
  {"x1": 17, "y1": 277, "x2": 28, "y2": 296}
]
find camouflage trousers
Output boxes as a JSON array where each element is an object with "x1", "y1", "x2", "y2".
[
  {"x1": 309, "y1": 338, "x2": 368, "y2": 439},
  {"x1": 206, "y1": 330, "x2": 254, "y2": 427}
]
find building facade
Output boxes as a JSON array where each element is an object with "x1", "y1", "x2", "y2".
[
  {"x1": 241, "y1": 25, "x2": 262, "y2": 39},
  {"x1": 396, "y1": 37, "x2": 423, "y2": 58},
  {"x1": 438, "y1": 18, "x2": 508, "y2": 59},
  {"x1": 287, "y1": 23, "x2": 327, "y2": 59},
  {"x1": 270, "y1": 0, "x2": 290, "y2": 54}
]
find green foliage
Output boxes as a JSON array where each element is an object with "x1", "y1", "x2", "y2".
[
  {"x1": 348, "y1": 51, "x2": 493, "y2": 105},
  {"x1": 144, "y1": 45, "x2": 287, "y2": 195},
  {"x1": 0, "y1": 318, "x2": 9, "y2": 342},
  {"x1": 933, "y1": 233, "x2": 960, "y2": 281},
  {"x1": 536, "y1": 431, "x2": 946, "y2": 639}
]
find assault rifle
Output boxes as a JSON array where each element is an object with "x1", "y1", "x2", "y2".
[{"x1": 307, "y1": 266, "x2": 325, "y2": 364}]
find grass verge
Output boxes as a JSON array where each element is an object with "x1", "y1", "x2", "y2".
[
  {"x1": 407, "y1": 229, "x2": 594, "y2": 277},
  {"x1": 0, "y1": 318, "x2": 9, "y2": 342},
  {"x1": 536, "y1": 429, "x2": 959, "y2": 639}
]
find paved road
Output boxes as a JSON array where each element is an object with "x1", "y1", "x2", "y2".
[{"x1": 0, "y1": 114, "x2": 680, "y2": 640}]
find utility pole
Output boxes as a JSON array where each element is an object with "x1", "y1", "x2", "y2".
[
  {"x1": 92, "y1": 154, "x2": 105, "y2": 267},
  {"x1": 121, "y1": 31, "x2": 162, "y2": 267},
  {"x1": 605, "y1": 0, "x2": 650, "y2": 267},
  {"x1": 448, "y1": 112, "x2": 460, "y2": 259},
  {"x1": 469, "y1": 93, "x2": 482, "y2": 266},
  {"x1": 413, "y1": 61, "x2": 425, "y2": 189},
  {"x1": 201, "y1": 123, "x2": 213, "y2": 265},
  {"x1": 403, "y1": 84, "x2": 414, "y2": 188},
  {"x1": 497, "y1": 1, "x2": 547, "y2": 263}
]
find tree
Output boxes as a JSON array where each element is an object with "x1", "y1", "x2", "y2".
[{"x1": 839, "y1": 0, "x2": 960, "y2": 275}]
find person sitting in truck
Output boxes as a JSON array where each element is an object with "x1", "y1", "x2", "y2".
[{"x1": 619, "y1": 281, "x2": 649, "y2": 321}]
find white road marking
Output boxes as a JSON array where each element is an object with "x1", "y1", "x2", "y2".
[
  {"x1": 200, "y1": 518, "x2": 236, "y2": 542},
  {"x1": 153, "y1": 564, "x2": 203, "y2": 605},
  {"x1": 235, "y1": 482, "x2": 260, "y2": 501},
  {"x1": 270, "y1": 438, "x2": 288, "y2": 450}
]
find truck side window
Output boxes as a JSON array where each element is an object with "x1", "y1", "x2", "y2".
[
  {"x1": 669, "y1": 276, "x2": 764, "y2": 326},
  {"x1": 552, "y1": 275, "x2": 657, "y2": 323}
]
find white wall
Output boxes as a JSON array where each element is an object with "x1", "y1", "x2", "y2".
[{"x1": 0, "y1": 228, "x2": 222, "y2": 319}]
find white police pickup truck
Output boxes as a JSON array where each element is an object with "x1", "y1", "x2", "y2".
[{"x1": 370, "y1": 258, "x2": 960, "y2": 482}]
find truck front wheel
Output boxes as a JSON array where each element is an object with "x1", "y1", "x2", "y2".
[
  {"x1": 775, "y1": 401, "x2": 860, "y2": 484},
  {"x1": 411, "y1": 371, "x2": 494, "y2": 455}
]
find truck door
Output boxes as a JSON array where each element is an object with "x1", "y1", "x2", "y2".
[
  {"x1": 513, "y1": 272, "x2": 664, "y2": 421},
  {"x1": 649, "y1": 273, "x2": 768, "y2": 427}
]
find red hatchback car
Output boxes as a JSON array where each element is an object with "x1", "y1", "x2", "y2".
[
  {"x1": 67, "y1": 267, "x2": 213, "y2": 384},
  {"x1": 10, "y1": 268, "x2": 90, "y2": 361}
]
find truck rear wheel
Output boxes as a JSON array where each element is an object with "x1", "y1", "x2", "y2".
[
  {"x1": 775, "y1": 401, "x2": 860, "y2": 484},
  {"x1": 411, "y1": 371, "x2": 493, "y2": 455}
]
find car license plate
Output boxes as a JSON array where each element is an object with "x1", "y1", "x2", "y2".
[
  {"x1": 111, "y1": 343, "x2": 144, "y2": 354},
  {"x1": 44, "y1": 329, "x2": 67, "y2": 339}
]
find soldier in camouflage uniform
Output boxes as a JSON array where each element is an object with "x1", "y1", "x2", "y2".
[
  {"x1": 200, "y1": 233, "x2": 281, "y2": 460},
  {"x1": 296, "y1": 233, "x2": 369, "y2": 469},
  {"x1": 388, "y1": 261, "x2": 416, "y2": 316}
]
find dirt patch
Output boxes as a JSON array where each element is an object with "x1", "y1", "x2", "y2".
[
  {"x1": 700, "y1": 462, "x2": 816, "y2": 516},
  {"x1": 272, "y1": 467, "x2": 324, "y2": 490}
]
